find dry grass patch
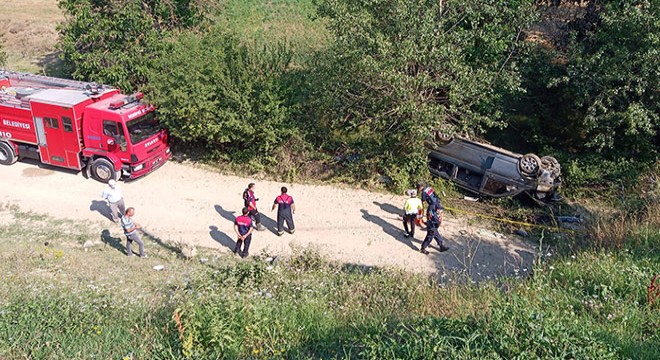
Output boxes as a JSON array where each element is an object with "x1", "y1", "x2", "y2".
[{"x1": 0, "y1": 0, "x2": 63, "y2": 72}]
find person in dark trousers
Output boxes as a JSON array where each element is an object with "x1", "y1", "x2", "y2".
[
  {"x1": 121, "y1": 207, "x2": 146, "y2": 258},
  {"x1": 417, "y1": 182, "x2": 440, "y2": 207},
  {"x1": 233, "y1": 207, "x2": 254, "y2": 258},
  {"x1": 403, "y1": 189, "x2": 423, "y2": 237},
  {"x1": 242, "y1": 183, "x2": 265, "y2": 231},
  {"x1": 420, "y1": 203, "x2": 449, "y2": 255},
  {"x1": 272, "y1": 186, "x2": 295, "y2": 235}
]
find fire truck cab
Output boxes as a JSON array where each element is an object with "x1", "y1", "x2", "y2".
[{"x1": 0, "y1": 70, "x2": 170, "y2": 182}]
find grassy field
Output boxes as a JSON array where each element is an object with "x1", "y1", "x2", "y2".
[
  {"x1": 0, "y1": 0, "x2": 327, "y2": 73},
  {"x1": 0, "y1": 203, "x2": 657, "y2": 358},
  {"x1": 0, "y1": 0, "x2": 63, "y2": 72}
]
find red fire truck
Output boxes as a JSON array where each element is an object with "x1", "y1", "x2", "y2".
[{"x1": 0, "y1": 70, "x2": 170, "y2": 182}]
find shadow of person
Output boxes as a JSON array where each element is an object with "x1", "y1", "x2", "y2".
[
  {"x1": 139, "y1": 227, "x2": 183, "y2": 256},
  {"x1": 372, "y1": 201, "x2": 402, "y2": 216},
  {"x1": 258, "y1": 212, "x2": 280, "y2": 235},
  {"x1": 360, "y1": 209, "x2": 417, "y2": 250},
  {"x1": 209, "y1": 225, "x2": 236, "y2": 250},
  {"x1": 214, "y1": 205, "x2": 236, "y2": 222},
  {"x1": 100, "y1": 229, "x2": 126, "y2": 255},
  {"x1": 90, "y1": 200, "x2": 114, "y2": 222}
]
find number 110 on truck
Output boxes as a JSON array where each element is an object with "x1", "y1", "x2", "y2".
[{"x1": 0, "y1": 70, "x2": 171, "y2": 182}]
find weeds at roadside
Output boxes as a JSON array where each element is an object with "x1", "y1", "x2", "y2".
[{"x1": 0, "y1": 202, "x2": 658, "y2": 358}]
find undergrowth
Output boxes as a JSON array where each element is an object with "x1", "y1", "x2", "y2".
[{"x1": 0, "y1": 203, "x2": 657, "y2": 359}]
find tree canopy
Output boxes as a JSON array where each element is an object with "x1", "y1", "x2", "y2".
[
  {"x1": 57, "y1": 0, "x2": 204, "y2": 91},
  {"x1": 54, "y1": 0, "x2": 659, "y2": 189},
  {"x1": 307, "y1": 0, "x2": 537, "y2": 186}
]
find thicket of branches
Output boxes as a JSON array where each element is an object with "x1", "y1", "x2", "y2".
[{"x1": 56, "y1": 0, "x2": 659, "y2": 190}]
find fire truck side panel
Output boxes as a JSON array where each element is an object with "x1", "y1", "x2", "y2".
[{"x1": 0, "y1": 106, "x2": 38, "y2": 144}]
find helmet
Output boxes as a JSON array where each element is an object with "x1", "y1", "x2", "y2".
[
  {"x1": 410, "y1": 190, "x2": 418, "y2": 197},
  {"x1": 108, "y1": 179, "x2": 117, "y2": 187}
]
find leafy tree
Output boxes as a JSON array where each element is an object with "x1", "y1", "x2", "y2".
[
  {"x1": 501, "y1": 0, "x2": 658, "y2": 186},
  {"x1": 308, "y1": 0, "x2": 537, "y2": 188},
  {"x1": 555, "y1": 0, "x2": 659, "y2": 159},
  {"x1": 144, "y1": 28, "x2": 294, "y2": 165},
  {"x1": 57, "y1": 0, "x2": 204, "y2": 91}
]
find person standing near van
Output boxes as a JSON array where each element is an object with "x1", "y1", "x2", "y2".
[
  {"x1": 420, "y1": 203, "x2": 449, "y2": 255},
  {"x1": 272, "y1": 186, "x2": 295, "y2": 235},
  {"x1": 417, "y1": 182, "x2": 440, "y2": 207},
  {"x1": 403, "y1": 189, "x2": 423, "y2": 238}
]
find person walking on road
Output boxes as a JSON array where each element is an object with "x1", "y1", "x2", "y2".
[
  {"x1": 121, "y1": 207, "x2": 146, "y2": 258},
  {"x1": 233, "y1": 207, "x2": 254, "y2": 258},
  {"x1": 101, "y1": 179, "x2": 125, "y2": 223},
  {"x1": 420, "y1": 203, "x2": 449, "y2": 255},
  {"x1": 403, "y1": 189, "x2": 423, "y2": 238},
  {"x1": 272, "y1": 186, "x2": 295, "y2": 236},
  {"x1": 242, "y1": 183, "x2": 265, "y2": 231}
]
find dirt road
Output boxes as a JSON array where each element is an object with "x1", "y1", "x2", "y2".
[{"x1": 0, "y1": 160, "x2": 535, "y2": 277}]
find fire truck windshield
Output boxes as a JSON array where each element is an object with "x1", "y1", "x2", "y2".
[{"x1": 126, "y1": 112, "x2": 162, "y2": 145}]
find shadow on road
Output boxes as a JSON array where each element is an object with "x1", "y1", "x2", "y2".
[
  {"x1": 372, "y1": 201, "x2": 401, "y2": 216},
  {"x1": 259, "y1": 212, "x2": 279, "y2": 235},
  {"x1": 209, "y1": 225, "x2": 235, "y2": 250},
  {"x1": 90, "y1": 200, "x2": 113, "y2": 222},
  {"x1": 360, "y1": 209, "x2": 418, "y2": 251},
  {"x1": 215, "y1": 204, "x2": 279, "y2": 235},
  {"x1": 214, "y1": 205, "x2": 236, "y2": 223}
]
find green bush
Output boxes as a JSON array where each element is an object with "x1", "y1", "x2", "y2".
[
  {"x1": 145, "y1": 27, "x2": 295, "y2": 165},
  {"x1": 57, "y1": 0, "x2": 204, "y2": 91},
  {"x1": 304, "y1": 0, "x2": 538, "y2": 190}
]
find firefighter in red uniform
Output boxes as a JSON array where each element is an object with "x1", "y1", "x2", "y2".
[
  {"x1": 272, "y1": 186, "x2": 296, "y2": 236},
  {"x1": 233, "y1": 207, "x2": 254, "y2": 258},
  {"x1": 242, "y1": 183, "x2": 265, "y2": 231}
]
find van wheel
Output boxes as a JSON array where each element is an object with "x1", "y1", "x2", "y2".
[
  {"x1": 435, "y1": 131, "x2": 454, "y2": 145},
  {"x1": 91, "y1": 158, "x2": 117, "y2": 183},
  {"x1": 0, "y1": 142, "x2": 17, "y2": 165},
  {"x1": 519, "y1": 154, "x2": 541, "y2": 177}
]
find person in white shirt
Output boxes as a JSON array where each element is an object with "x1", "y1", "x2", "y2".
[
  {"x1": 403, "y1": 189, "x2": 423, "y2": 238},
  {"x1": 101, "y1": 179, "x2": 125, "y2": 223}
]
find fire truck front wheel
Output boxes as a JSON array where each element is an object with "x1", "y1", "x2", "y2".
[
  {"x1": 0, "y1": 142, "x2": 17, "y2": 166},
  {"x1": 90, "y1": 158, "x2": 117, "y2": 183}
]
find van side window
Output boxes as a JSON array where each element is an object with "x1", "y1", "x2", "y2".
[
  {"x1": 44, "y1": 117, "x2": 59, "y2": 129},
  {"x1": 103, "y1": 120, "x2": 117, "y2": 136},
  {"x1": 62, "y1": 117, "x2": 73, "y2": 132}
]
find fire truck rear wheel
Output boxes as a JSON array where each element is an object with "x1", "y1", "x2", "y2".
[
  {"x1": 0, "y1": 142, "x2": 17, "y2": 166},
  {"x1": 91, "y1": 158, "x2": 117, "y2": 183}
]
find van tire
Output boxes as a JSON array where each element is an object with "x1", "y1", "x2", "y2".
[
  {"x1": 0, "y1": 141, "x2": 17, "y2": 165},
  {"x1": 435, "y1": 131, "x2": 454, "y2": 145},
  {"x1": 519, "y1": 154, "x2": 541, "y2": 178},
  {"x1": 91, "y1": 158, "x2": 117, "y2": 183}
]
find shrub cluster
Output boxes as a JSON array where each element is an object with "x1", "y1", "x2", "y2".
[{"x1": 55, "y1": 0, "x2": 659, "y2": 191}]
